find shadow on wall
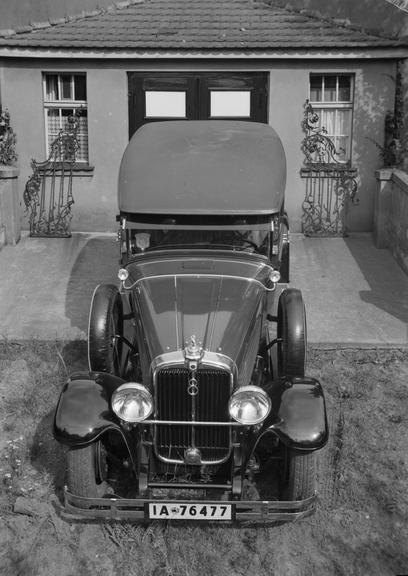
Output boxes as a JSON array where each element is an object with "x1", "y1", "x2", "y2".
[
  {"x1": 345, "y1": 236, "x2": 408, "y2": 324},
  {"x1": 65, "y1": 236, "x2": 119, "y2": 334},
  {"x1": 346, "y1": 66, "x2": 396, "y2": 232},
  {"x1": 288, "y1": 0, "x2": 408, "y2": 36}
]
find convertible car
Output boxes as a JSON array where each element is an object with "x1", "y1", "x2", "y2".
[{"x1": 54, "y1": 120, "x2": 328, "y2": 523}]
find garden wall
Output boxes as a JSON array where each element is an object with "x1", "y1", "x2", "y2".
[{"x1": 374, "y1": 168, "x2": 408, "y2": 274}]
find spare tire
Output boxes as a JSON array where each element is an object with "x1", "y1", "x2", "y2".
[
  {"x1": 277, "y1": 288, "x2": 307, "y2": 377},
  {"x1": 88, "y1": 284, "x2": 123, "y2": 375}
]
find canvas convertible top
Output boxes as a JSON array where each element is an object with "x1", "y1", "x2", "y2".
[{"x1": 118, "y1": 120, "x2": 286, "y2": 216}]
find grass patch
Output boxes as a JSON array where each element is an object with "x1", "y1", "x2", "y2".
[{"x1": 0, "y1": 342, "x2": 407, "y2": 576}]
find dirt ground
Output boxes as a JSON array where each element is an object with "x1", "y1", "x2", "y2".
[{"x1": 0, "y1": 340, "x2": 407, "y2": 576}]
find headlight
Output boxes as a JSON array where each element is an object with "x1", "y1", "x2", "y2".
[
  {"x1": 118, "y1": 268, "x2": 129, "y2": 281},
  {"x1": 228, "y1": 385, "x2": 271, "y2": 425},
  {"x1": 111, "y1": 382, "x2": 153, "y2": 423}
]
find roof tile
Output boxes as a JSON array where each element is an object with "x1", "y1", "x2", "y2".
[{"x1": 0, "y1": 0, "x2": 403, "y2": 50}]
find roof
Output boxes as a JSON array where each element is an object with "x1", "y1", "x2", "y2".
[
  {"x1": 118, "y1": 120, "x2": 286, "y2": 215},
  {"x1": 0, "y1": 0, "x2": 403, "y2": 52}
]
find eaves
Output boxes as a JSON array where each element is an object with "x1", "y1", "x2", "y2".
[{"x1": 0, "y1": 47, "x2": 407, "y2": 60}]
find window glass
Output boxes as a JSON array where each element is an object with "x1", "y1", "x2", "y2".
[
  {"x1": 309, "y1": 75, "x2": 322, "y2": 102},
  {"x1": 129, "y1": 228, "x2": 270, "y2": 256},
  {"x1": 320, "y1": 109, "x2": 335, "y2": 134},
  {"x1": 145, "y1": 91, "x2": 186, "y2": 118},
  {"x1": 61, "y1": 75, "x2": 72, "y2": 100},
  {"x1": 324, "y1": 76, "x2": 337, "y2": 102},
  {"x1": 338, "y1": 75, "x2": 352, "y2": 102},
  {"x1": 337, "y1": 108, "x2": 352, "y2": 134},
  {"x1": 74, "y1": 75, "x2": 87, "y2": 101},
  {"x1": 46, "y1": 109, "x2": 60, "y2": 144},
  {"x1": 45, "y1": 74, "x2": 59, "y2": 100},
  {"x1": 210, "y1": 91, "x2": 251, "y2": 117}
]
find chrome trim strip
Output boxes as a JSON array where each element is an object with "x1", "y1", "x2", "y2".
[
  {"x1": 122, "y1": 272, "x2": 277, "y2": 293},
  {"x1": 155, "y1": 453, "x2": 232, "y2": 466},
  {"x1": 145, "y1": 420, "x2": 240, "y2": 426},
  {"x1": 151, "y1": 350, "x2": 237, "y2": 375}
]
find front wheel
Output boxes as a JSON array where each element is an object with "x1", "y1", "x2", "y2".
[
  {"x1": 88, "y1": 284, "x2": 123, "y2": 375},
  {"x1": 284, "y1": 449, "x2": 316, "y2": 501},
  {"x1": 67, "y1": 443, "x2": 108, "y2": 499}
]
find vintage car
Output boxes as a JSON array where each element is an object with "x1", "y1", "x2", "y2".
[{"x1": 54, "y1": 120, "x2": 328, "y2": 523}]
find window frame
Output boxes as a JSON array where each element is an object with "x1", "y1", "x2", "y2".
[
  {"x1": 308, "y1": 73, "x2": 355, "y2": 164},
  {"x1": 43, "y1": 72, "x2": 89, "y2": 164}
]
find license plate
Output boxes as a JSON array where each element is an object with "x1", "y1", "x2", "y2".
[{"x1": 148, "y1": 502, "x2": 232, "y2": 521}]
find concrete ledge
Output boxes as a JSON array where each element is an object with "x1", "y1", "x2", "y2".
[
  {"x1": 374, "y1": 167, "x2": 408, "y2": 275},
  {"x1": 0, "y1": 165, "x2": 19, "y2": 179},
  {"x1": 0, "y1": 165, "x2": 20, "y2": 246}
]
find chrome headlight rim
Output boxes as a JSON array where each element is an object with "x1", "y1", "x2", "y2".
[
  {"x1": 228, "y1": 385, "x2": 271, "y2": 425},
  {"x1": 111, "y1": 382, "x2": 153, "y2": 423}
]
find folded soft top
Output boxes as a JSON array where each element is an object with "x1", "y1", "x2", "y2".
[{"x1": 118, "y1": 120, "x2": 286, "y2": 216}]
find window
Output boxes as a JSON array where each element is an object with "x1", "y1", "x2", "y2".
[
  {"x1": 43, "y1": 73, "x2": 88, "y2": 162},
  {"x1": 309, "y1": 74, "x2": 354, "y2": 163},
  {"x1": 210, "y1": 91, "x2": 251, "y2": 118},
  {"x1": 145, "y1": 91, "x2": 187, "y2": 118}
]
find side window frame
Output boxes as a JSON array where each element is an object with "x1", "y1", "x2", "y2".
[
  {"x1": 308, "y1": 73, "x2": 355, "y2": 164},
  {"x1": 43, "y1": 72, "x2": 89, "y2": 163}
]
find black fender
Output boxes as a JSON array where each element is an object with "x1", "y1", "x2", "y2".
[
  {"x1": 53, "y1": 371, "x2": 127, "y2": 446},
  {"x1": 263, "y1": 376, "x2": 328, "y2": 451}
]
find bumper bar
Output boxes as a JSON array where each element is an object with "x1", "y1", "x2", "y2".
[{"x1": 63, "y1": 489, "x2": 317, "y2": 524}]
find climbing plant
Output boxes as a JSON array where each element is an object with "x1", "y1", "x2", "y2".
[{"x1": 0, "y1": 108, "x2": 17, "y2": 166}]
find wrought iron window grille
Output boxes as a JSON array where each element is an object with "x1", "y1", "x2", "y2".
[
  {"x1": 301, "y1": 100, "x2": 359, "y2": 237},
  {"x1": 24, "y1": 114, "x2": 79, "y2": 237}
]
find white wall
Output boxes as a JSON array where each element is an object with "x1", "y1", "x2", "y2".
[{"x1": 0, "y1": 58, "x2": 397, "y2": 233}]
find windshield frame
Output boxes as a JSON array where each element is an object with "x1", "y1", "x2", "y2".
[{"x1": 119, "y1": 213, "x2": 276, "y2": 259}]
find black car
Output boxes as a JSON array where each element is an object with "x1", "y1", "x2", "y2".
[{"x1": 54, "y1": 121, "x2": 328, "y2": 523}]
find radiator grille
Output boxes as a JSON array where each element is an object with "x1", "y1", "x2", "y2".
[{"x1": 154, "y1": 367, "x2": 231, "y2": 463}]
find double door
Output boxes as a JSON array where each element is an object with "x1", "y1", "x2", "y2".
[{"x1": 128, "y1": 72, "x2": 268, "y2": 137}]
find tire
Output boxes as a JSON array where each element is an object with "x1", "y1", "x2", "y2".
[
  {"x1": 88, "y1": 284, "x2": 123, "y2": 375},
  {"x1": 277, "y1": 288, "x2": 307, "y2": 377},
  {"x1": 284, "y1": 449, "x2": 316, "y2": 501},
  {"x1": 67, "y1": 443, "x2": 108, "y2": 499}
]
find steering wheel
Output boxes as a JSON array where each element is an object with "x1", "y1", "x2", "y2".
[{"x1": 233, "y1": 233, "x2": 258, "y2": 251}]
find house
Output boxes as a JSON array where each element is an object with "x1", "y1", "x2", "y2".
[{"x1": 0, "y1": 0, "x2": 406, "y2": 235}]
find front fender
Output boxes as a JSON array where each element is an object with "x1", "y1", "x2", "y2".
[
  {"x1": 53, "y1": 371, "x2": 125, "y2": 446},
  {"x1": 266, "y1": 377, "x2": 328, "y2": 450}
]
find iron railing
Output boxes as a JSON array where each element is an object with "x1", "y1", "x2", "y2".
[
  {"x1": 24, "y1": 115, "x2": 79, "y2": 237},
  {"x1": 301, "y1": 100, "x2": 359, "y2": 236}
]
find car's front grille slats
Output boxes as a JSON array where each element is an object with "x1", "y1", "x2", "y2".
[{"x1": 154, "y1": 367, "x2": 231, "y2": 463}]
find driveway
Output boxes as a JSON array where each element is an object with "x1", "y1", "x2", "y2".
[{"x1": 0, "y1": 231, "x2": 407, "y2": 346}]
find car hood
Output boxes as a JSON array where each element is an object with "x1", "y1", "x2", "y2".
[{"x1": 127, "y1": 254, "x2": 272, "y2": 385}]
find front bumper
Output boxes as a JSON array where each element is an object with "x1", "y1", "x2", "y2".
[{"x1": 63, "y1": 489, "x2": 317, "y2": 524}]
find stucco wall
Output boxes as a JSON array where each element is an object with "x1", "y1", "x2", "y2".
[
  {"x1": 0, "y1": 58, "x2": 397, "y2": 233},
  {"x1": 374, "y1": 168, "x2": 408, "y2": 274},
  {"x1": 1, "y1": 61, "x2": 128, "y2": 232}
]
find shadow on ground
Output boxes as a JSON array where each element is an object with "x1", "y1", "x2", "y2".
[
  {"x1": 30, "y1": 341, "x2": 88, "y2": 501},
  {"x1": 345, "y1": 236, "x2": 408, "y2": 325},
  {"x1": 65, "y1": 237, "x2": 119, "y2": 334}
]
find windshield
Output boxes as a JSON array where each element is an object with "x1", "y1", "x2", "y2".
[{"x1": 127, "y1": 228, "x2": 271, "y2": 256}]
